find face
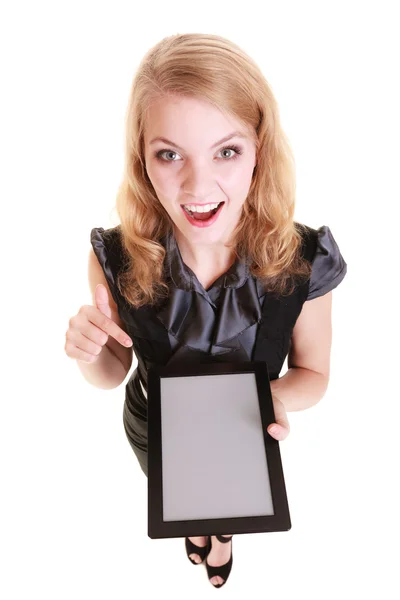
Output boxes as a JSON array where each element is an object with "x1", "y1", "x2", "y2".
[{"x1": 143, "y1": 95, "x2": 257, "y2": 248}]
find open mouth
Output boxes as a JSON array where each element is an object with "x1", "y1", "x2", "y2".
[{"x1": 181, "y1": 201, "x2": 225, "y2": 223}]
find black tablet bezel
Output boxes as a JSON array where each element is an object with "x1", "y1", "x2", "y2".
[{"x1": 147, "y1": 361, "x2": 291, "y2": 538}]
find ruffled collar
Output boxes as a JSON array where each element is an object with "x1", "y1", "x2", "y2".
[{"x1": 153, "y1": 229, "x2": 263, "y2": 359}]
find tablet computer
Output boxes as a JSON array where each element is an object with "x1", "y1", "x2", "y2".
[{"x1": 147, "y1": 361, "x2": 291, "y2": 539}]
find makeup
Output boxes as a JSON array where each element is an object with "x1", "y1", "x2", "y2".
[{"x1": 181, "y1": 202, "x2": 225, "y2": 228}]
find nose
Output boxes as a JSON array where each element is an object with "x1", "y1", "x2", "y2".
[{"x1": 182, "y1": 161, "x2": 218, "y2": 201}]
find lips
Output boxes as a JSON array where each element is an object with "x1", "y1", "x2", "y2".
[{"x1": 181, "y1": 201, "x2": 225, "y2": 228}]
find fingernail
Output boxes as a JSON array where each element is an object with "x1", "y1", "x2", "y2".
[{"x1": 270, "y1": 426, "x2": 278, "y2": 434}]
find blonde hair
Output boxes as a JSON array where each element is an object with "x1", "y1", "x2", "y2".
[{"x1": 114, "y1": 33, "x2": 311, "y2": 308}]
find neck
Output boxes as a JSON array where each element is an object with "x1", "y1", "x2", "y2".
[{"x1": 174, "y1": 231, "x2": 236, "y2": 273}]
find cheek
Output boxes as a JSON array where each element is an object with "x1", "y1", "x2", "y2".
[
  {"x1": 148, "y1": 164, "x2": 177, "y2": 194},
  {"x1": 222, "y1": 161, "x2": 254, "y2": 191}
]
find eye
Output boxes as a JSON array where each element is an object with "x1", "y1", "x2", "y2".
[
  {"x1": 155, "y1": 144, "x2": 243, "y2": 163},
  {"x1": 217, "y1": 144, "x2": 243, "y2": 160},
  {"x1": 156, "y1": 149, "x2": 180, "y2": 162}
]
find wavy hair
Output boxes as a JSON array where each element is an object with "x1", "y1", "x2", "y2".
[{"x1": 113, "y1": 33, "x2": 312, "y2": 308}]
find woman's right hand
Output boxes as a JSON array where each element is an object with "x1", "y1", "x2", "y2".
[{"x1": 64, "y1": 283, "x2": 133, "y2": 364}]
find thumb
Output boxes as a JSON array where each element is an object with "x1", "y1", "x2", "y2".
[
  {"x1": 268, "y1": 395, "x2": 290, "y2": 440},
  {"x1": 95, "y1": 283, "x2": 112, "y2": 319}
]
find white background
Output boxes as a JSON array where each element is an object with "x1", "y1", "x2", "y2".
[{"x1": 1, "y1": 1, "x2": 399, "y2": 598}]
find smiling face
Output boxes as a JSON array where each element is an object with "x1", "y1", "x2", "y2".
[{"x1": 143, "y1": 95, "x2": 257, "y2": 249}]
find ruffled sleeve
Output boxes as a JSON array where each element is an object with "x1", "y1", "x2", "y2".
[
  {"x1": 90, "y1": 226, "x2": 124, "y2": 308},
  {"x1": 307, "y1": 225, "x2": 347, "y2": 300}
]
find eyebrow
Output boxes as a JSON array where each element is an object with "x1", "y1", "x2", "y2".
[{"x1": 149, "y1": 131, "x2": 247, "y2": 152}]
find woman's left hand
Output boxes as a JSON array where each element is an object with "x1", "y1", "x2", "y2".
[{"x1": 267, "y1": 394, "x2": 290, "y2": 441}]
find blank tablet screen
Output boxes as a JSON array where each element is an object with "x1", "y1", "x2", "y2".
[
  {"x1": 147, "y1": 361, "x2": 291, "y2": 539},
  {"x1": 160, "y1": 372, "x2": 273, "y2": 521}
]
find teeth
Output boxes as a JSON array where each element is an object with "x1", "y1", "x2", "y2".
[{"x1": 183, "y1": 202, "x2": 221, "y2": 213}]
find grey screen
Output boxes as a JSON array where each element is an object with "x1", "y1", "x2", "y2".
[{"x1": 160, "y1": 372, "x2": 274, "y2": 522}]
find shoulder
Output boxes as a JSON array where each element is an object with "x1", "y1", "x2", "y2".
[
  {"x1": 90, "y1": 225, "x2": 123, "y2": 262},
  {"x1": 295, "y1": 222, "x2": 348, "y2": 301}
]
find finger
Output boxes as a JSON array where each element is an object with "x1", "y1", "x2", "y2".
[
  {"x1": 86, "y1": 304, "x2": 132, "y2": 347},
  {"x1": 71, "y1": 328, "x2": 104, "y2": 356},
  {"x1": 268, "y1": 423, "x2": 290, "y2": 441},
  {"x1": 268, "y1": 395, "x2": 290, "y2": 440},
  {"x1": 65, "y1": 340, "x2": 98, "y2": 363},
  {"x1": 272, "y1": 395, "x2": 290, "y2": 433},
  {"x1": 95, "y1": 283, "x2": 112, "y2": 319}
]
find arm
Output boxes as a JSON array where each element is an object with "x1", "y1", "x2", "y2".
[
  {"x1": 270, "y1": 292, "x2": 332, "y2": 412},
  {"x1": 77, "y1": 343, "x2": 130, "y2": 390}
]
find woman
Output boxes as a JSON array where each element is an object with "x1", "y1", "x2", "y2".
[{"x1": 67, "y1": 33, "x2": 347, "y2": 589}]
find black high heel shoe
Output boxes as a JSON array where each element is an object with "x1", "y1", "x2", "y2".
[
  {"x1": 185, "y1": 536, "x2": 210, "y2": 565},
  {"x1": 205, "y1": 534, "x2": 233, "y2": 588}
]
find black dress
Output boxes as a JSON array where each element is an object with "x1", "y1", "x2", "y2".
[{"x1": 90, "y1": 223, "x2": 347, "y2": 477}]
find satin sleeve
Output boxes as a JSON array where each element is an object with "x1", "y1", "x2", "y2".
[
  {"x1": 90, "y1": 226, "x2": 122, "y2": 308},
  {"x1": 307, "y1": 225, "x2": 347, "y2": 300}
]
